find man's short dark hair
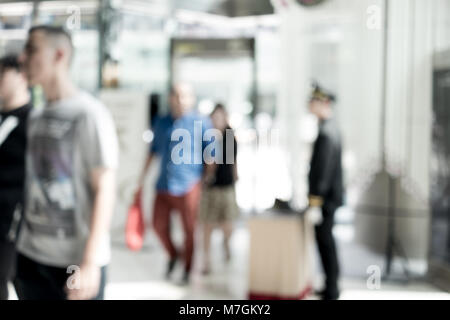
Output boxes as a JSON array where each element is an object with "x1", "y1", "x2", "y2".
[
  {"x1": 212, "y1": 103, "x2": 226, "y2": 114},
  {"x1": 0, "y1": 55, "x2": 21, "y2": 73},
  {"x1": 29, "y1": 25, "x2": 74, "y2": 61}
]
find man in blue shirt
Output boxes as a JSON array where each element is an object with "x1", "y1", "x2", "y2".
[{"x1": 136, "y1": 83, "x2": 213, "y2": 284}]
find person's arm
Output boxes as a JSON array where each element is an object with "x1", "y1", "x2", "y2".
[
  {"x1": 306, "y1": 134, "x2": 338, "y2": 225},
  {"x1": 84, "y1": 168, "x2": 116, "y2": 263},
  {"x1": 233, "y1": 162, "x2": 238, "y2": 183},
  {"x1": 66, "y1": 105, "x2": 119, "y2": 300},
  {"x1": 201, "y1": 117, "x2": 217, "y2": 186},
  {"x1": 135, "y1": 120, "x2": 161, "y2": 198},
  {"x1": 136, "y1": 153, "x2": 155, "y2": 192},
  {"x1": 233, "y1": 136, "x2": 238, "y2": 182},
  {"x1": 66, "y1": 167, "x2": 116, "y2": 300},
  {"x1": 308, "y1": 135, "x2": 337, "y2": 207}
]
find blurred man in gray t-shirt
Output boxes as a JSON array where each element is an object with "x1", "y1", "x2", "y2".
[{"x1": 14, "y1": 26, "x2": 118, "y2": 300}]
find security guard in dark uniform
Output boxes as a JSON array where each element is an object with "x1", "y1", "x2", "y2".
[{"x1": 306, "y1": 83, "x2": 344, "y2": 300}]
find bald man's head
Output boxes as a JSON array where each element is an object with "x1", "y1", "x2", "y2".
[{"x1": 170, "y1": 83, "x2": 196, "y2": 118}]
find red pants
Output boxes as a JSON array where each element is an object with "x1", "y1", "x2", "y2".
[{"x1": 152, "y1": 183, "x2": 201, "y2": 272}]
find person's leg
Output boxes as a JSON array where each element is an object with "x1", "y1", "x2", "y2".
[
  {"x1": 202, "y1": 223, "x2": 214, "y2": 274},
  {"x1": 178, "y1": 183, "x2": 201, "y2": 279},
  {"x1": 51, "y1": 264, "x2": 107, "y2": 300},
  {"x1": 199, "y1": 188, "x2": 214, "y2": 274},
  {"x1": 15, "y1": 254, "x2": 106, "y2": 300},
  {"x1": 178, "y1": 204, "x2": 196, "y2": 277},
  {"x1": 92, "y1": 266, "x2": 107, "y2": 300},
  {"x1": 221, "y1": 221, "x2": 233, "y2": 262},
  {"x1": 314, "y1": 206, "x2": 340, "y2": 299},
  {"x1": 0, "y1": 241, "x2": 16, "y2": 300},
  {"x1": 0, "y1": 198, "x2": 20, "y2": 300},
  {"x1": 152, "y1": 193, "x2": 177, "y2": 277},
  {"x1": 43, "y1": 264, "x2": 75, "y2": 300},
  {"x1": 152, "y1": 193, "x2": 177, "y2": 259},
  {"x1": 13, "y1": 253, "x2": 64, "y2": 300},
  {"x1": 221, "y1": 186, "x2": 237, "y2": 262}
]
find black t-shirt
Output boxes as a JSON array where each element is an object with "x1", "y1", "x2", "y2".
[
  {"x1": 0, "y1": 103, "x2": 32, "y2": 195},
  {"x1": 211, "y1": 128, "x2": 237, "y2": 187}
]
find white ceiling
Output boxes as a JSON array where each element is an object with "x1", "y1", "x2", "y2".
[{"x1": 0, "y1": 0, "x2": 274, "y2": 17}]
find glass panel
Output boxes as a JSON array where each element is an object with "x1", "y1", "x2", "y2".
[
  {"x1": 35, "y1": 1, "x2": 100, "y2": 92},
  {"x1": 0, "y1": 2, "x2": 33, "y2": 55},
  {"x1": 431, "y1": 69, "x2": 450, "y2": 265}
]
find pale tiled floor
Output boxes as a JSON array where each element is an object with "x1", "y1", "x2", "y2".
[
  {"x1": 8, "y1": 220, "x2": 450, "y2": 300},
  {"x1": 104, "y1": 219, "x2": 449, "y2": 300}
]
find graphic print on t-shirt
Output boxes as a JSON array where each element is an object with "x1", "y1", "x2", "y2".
[{"x1": 26, "y1": 114, "x2": 77, "y2": 239}]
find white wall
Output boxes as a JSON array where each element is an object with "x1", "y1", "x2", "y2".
[
  {"x1": 274, "y1": 0, "x2": 384, "y2": 208},
  {"x1": 274, "y1": 0, "x2": 449, "y2": 269},
  {"x1": 99, "y1": 90, "x2": 151, "y2": 238},
  {"x1": 434, "y1": 0, "x2": 450, "y2": 52}
]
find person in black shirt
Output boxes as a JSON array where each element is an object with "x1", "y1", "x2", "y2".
[
  {"x1": 199, "y1": 104, "x2": 239, "y2": 275},
  {"x1": 0, "y1": 55, "x2": 32, "y2": 300},
  {"x1": 306, "y1": 83, "x2": 344, "y2": 300}
]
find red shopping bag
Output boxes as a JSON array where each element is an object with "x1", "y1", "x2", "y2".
[{"x1": 126, "y1": 192, "x2": 145, "y2": 251}]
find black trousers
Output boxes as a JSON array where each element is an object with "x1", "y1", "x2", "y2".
[
  {"x1": 0, "y1": 240, "x2": 16, "y2": 300},
  {"x1": 14, "y1": 253, "x2": 107, "y2": 300},
  {"x1": 315, "y1": 205, "x2": 340, "y2": 297},
  {"x1": 0, "y1": 195, "x2": 21, "y2": 301}
]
